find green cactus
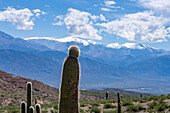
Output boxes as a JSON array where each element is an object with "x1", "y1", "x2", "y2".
[
  {"x1": 35, "y1": 104, "x2": 41, "y2": 113},
  {"x1": 117, "y1": 91, "x2": 121, "y2": 113},
  {"x1": 29, "y1": 106, "x2": 34, "y2": 113},
  {"x1": 20, "y1": 101, "x2": 26, "y2": 113},
  {"x1": 59, "y1": 45, "x2": 80, "y2": 113},
  {"x1": 27, "y1": 82, "x2": 32, "y2": 113},
  {"x1": 106, "y1": 91, "x2": 108, "y2": 100}
]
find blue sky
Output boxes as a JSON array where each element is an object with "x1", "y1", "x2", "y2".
[{"x1": 0, "y1": 0, "x2": 170, "y2": 50}]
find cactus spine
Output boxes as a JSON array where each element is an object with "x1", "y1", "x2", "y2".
[
  {"x1": 35, "y1": 104, "x2": 41, "y2": 113},
  {"x1": 106, "y1": 91, "x2": 108, "y2": 100},
  {"x1": 29, "y1": 106, "x2": 34, "y2": 113},
  {"x1": 117, "y1": 91, "x2": 121, "y2": 113},
  {"x1": 27, "y1": 82, "x2": 32, "y2": 113},
  {"x1": 59, "y1": 45, "x2": 80, "y2": 113},
  {"x1": 21, "y1": 101, "x2": 26, "y2": 113}
]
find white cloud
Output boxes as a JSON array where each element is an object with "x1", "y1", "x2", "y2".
[
  {"x1": 0, "y1": 7, "x2": 34, "y2": 30},
  {"x1": 33, "y1": 9, "x2": 41, "y2": 13},
  {"x1": 63, "y1": 8, "x2": 102, "y2": 40},
  {"x1": 100, "y1": 0, "x2": 123, "y2": 12},
  {"x1": 100, "y1": 8, "x2": 115, "y2": 12},
  {"x1": 52, "y1": 15, "x2": 64, "y2": 26},
  {"x1": 100, "y1": 14, "x2": 107, "y2": 21},
  {"x1": 41, "y1": 11, "x2": 46, "y2": 15},
  {"x1": 104, "y1": 1, "x2": 116, "y2": 8},
  {"x1": 0, "y1": 7, "x2": 45, "y2": 30},
  {"x1": 138, "y1": 0, "x2": 170, "y2": 13},
  {"x1": 98, "y1": 11, "x2": 169, "y2": 43},
  {"x1": 52, "y1": 21, "x2": 63, "y2": 26},
  {"x1": 33, "y1": 9, "x2": 46, "y2": 18}
]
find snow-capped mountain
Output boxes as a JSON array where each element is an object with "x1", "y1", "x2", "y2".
[
  {"x1": 1, "y1": 31, "x2": 170, "y2": 94},
  {"x1": 106, "y1": 43, "x2": 148, "y2": 49},
  {"x1": 25, "y1": 36, "x2": 100, "y2": 46},
  {"x1": 25, "y1": 35, "x2": 169, "y2": 67}
]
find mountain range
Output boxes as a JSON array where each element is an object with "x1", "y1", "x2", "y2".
[{"x1": 0, "y1": 31, "x2": 170, "y2": 94}]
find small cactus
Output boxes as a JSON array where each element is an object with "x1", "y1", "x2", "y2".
[
  {"x1": 21, "y1": 101, "x2": 26, "y2": 113},
  {"x1": 20, "y1": 82, "x2": 41, "y2": 113},
  {"x1": 29, "y1": 106, "x2": 34, "y2": 113},
  {"x1": 35, "y1": 104, "x2": 41, "y2": 113},
  {"x1": 117, "y1": 91, "x2": 121, "y2": 113},
  {"x1": 59, "y1": 45, "x2": 80, "y2": 113},
  {"x1": 106, "y1": 91, "x2": 108, "y2": 100},
  {"x1": 27, "y1": 82, "x2": 32, "y2": 113}
]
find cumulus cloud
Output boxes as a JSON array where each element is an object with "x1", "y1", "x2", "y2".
[
  {"x1": 52, "y1": 15, "x2": 64, "y2": 26},
  {"x1": 33, "y1": 9, "x2": 46, "y2": 17},
  {"x1": 97, "y1": 11, "x2": 169, "y2": 43},
  {"x1": 138, "y1": 0, "x2": 170, "y2": 13},
  {"x1": 63, "y1": 8, "x2": 102, "y2": 40},
  {"x1": 0, "y1": 7, "x2": 34, "y2": 30},
  {"x1": 101, "y1": 0, "x2": 123, "y2": 12},
  {"x1": 0, "y1": 7, "x2": 45, "y2": 30},
  {"x1": 104, "y1": 0, "x2": 116, "y2": 8}
]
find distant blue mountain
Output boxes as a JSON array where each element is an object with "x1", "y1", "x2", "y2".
[
  {"x1": 0, "y1": 31, "x2": 50, "y2": 52},
  {"x1": 25, "y1": 36, "x2": 170, "y2": 67},
  {"x1": 0, "y1": 31, "x2": 170, "y2": 94}
]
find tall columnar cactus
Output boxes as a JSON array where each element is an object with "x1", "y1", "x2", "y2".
[
  {"x1": 106, "y1": 91, "x2": 108, "y2": 100},
  {"x1": 35, "y1": 104, "x2": 41, "y2": 113},
  {"x1": 59, "y1": 45, "x2": 80, "y2": 113},
  {"x1": 27, "y1": 82, "x2": 32, "y2": 113},
  {"x1": 21, "y1": 101, "x2": 26, "y2": 113},
  {"x1": 117, "y1": 91, "x2": 121, "y2": 113},
  {"x1": 140, "y1": 93, "x2": 143, "y2": 98},
  {"x1": 29, "y1": 106, "x2": 34, "y2": 113}
]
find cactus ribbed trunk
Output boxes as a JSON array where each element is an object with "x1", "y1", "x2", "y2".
[
  {"x1": 117, "y1": 91, "x2": 121, "y2": 113},
  {"x1": 106, "y1": 91, "x2": 108, "y2": 100},
  {"x1": 59, "y1": 45, "x2": 80, "y2": 113},
  {"x1": 21, "y1": 101, "x2": 26, "y2": 113},
  {"x1": 27, "y1": 82, "x2": 32, "y2": 113}
]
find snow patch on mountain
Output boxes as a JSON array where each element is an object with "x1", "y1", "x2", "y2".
[
  {"x1": 106, "y1": 43, "x2": 148, "y2": 49},
  {"x1": 25, "y1": 36, "x2": 100, "y2": 46}
]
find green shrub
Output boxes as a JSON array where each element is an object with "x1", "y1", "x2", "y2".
[
  {"x1": 80, "y1": 103, "x2": 88, "y2": 107},
  {"x1": 147, "y1": 101, "x2": 157, "y2": 109},
  {"x1": 122, "y1": 100, "x2": 133, "y2": 106},
  {"x1": 80, "y1": 109, "x2": 85, "y2": 113},
  {"x1": 127, "y1": 104, "x2": 145, "y2": 112},
  {"x1": 157, "y1": 102, "x2": 168, "y2": 112},
  {"x1": 54, "y1": 104, "x2": 58, "y2": 110},
  {"x1": 92, "y1": 102, "x2": 100, "y2": 107},
  {"x1": 104, "y1": 103, "x2": 115, "y2": 109},
  {"x1": 91, "y1": 106, "x2": 101, "y2": 113}
]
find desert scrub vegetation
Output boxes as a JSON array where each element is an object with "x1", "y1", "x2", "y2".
[
  {"x1": 104, "y1": 103, "x2": 116, "y2": 109},
  {"x1": 0, "y1": 93, "x2": 170, "y2": 113}
]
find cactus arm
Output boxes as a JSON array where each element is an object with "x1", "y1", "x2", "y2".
[
  {"x1": 21, "y1": 101, "x2": 27, "y2": 113},
  {"x1": 35, "y1": 104, "x2": 41, "y2": 113},
  {"x1": 29, "y1": 106, "x2": 34, "y2": 113}
]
